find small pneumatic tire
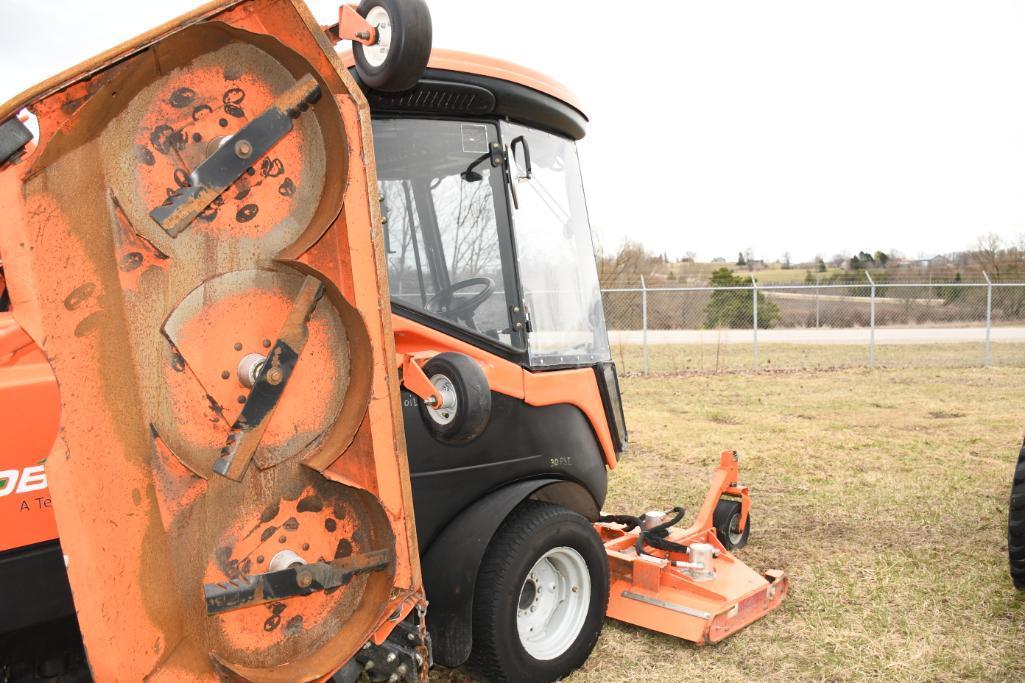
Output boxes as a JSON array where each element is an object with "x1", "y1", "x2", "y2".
[
  {"x1": 418, "y1": 352, "x2": 491, "y2": 445},
  {"x1": 713, "y1": 498, "x2": 750, "y2": 551},
  {"x1": 468, "y1": 501, "x2": 609, "y2": 683},
  {"x1": 353, "y1": 0, "x2": 432, "y2": 92},
  {"x1": 1009, "y1": 439, "x2": 1025, "y2": 589}
]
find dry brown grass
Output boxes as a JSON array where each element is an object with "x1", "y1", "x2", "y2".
[
  {"x1": 573, "y1": 367, "x2": 1025, "y2": 682},
  {"x1": 611, "y1": 341, "x2": 1025, "y2": 375}
]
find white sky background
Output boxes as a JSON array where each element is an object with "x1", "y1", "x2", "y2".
[{"x1": 1, "y1": 1, "x2": 1024, "y2": 263}]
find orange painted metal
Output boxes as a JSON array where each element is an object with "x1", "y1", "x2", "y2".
[
  {"x1": 400, "y1": 353, "x2": 445, "y2": 409},
  {"x1": 0, "y1": 313, "x2": 60, "y2": 552},
  {"x1": 336, "y1": 4, "x2": 378, "y2": 46},
  {"x1": 392, "y1": 315, "x2": 618, "y2": 469},
  {"x1": 599, "y1": 451, "x2": 787, "y2": 643},
  {"x1": 337, "y1": 48, "x2": 588, "y2": 118},
  {"x1": 0, "y1": 0, "x2": 423, "y2": 680}
]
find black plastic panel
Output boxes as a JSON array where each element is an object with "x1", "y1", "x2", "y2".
[
  {"x1": 0, "y1": 541, "x2": 74, "y2": 635},
  {"x1": 402, "y1": 390, "x2": 608, "y2": 551},
  {"x1": 351, "y1": 67, "x2": 588, "y2": 140},
  {"x1": 595, "y1": 361, "x2": 628, "y2": 453}
]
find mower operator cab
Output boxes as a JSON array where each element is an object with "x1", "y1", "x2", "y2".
[
  {"x1": 343, "y1": 49, "x2": 630, "y2": 676},
  {"x1": 374, "y1": 117, "x2": 608, "y2": 368},
  {"x1": 351, "y1": 51, "x2": 613, "y2": 370}
]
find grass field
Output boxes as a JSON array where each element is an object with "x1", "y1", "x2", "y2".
[
  {"x1": 610, "y1": 341, "x2": 1025, "y2": 375},
  {"x1": 572, "y1": 366, "x2": 1025, "y2": 682}
]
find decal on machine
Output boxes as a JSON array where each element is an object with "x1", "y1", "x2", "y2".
[{"x1": 0, "y1": 464, "x2": 51, "y2": 511}]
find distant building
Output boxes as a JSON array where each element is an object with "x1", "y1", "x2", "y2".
[{"x1": 919, "y1": 255, "x2": 951, "y2": 268}]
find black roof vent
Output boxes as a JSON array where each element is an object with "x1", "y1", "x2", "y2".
[{"x1": 364, "y1": 79, "x2": 495, "y2": 116}]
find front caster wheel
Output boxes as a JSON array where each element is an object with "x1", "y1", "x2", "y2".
[
  {"x1": 353, "y1": 0, "x2": 432, "y2": 92},
  {"x1": 469, "y1": 501, "x2": 609, "y2": 682},
  {"x1": 417, "y1": 352, "x2": 491, "y2": 445},
  {"x1": 713, "y1": 498, "x2": 750, "y2": 550}
]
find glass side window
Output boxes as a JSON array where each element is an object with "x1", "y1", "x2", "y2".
[
  {"x1": 502, "y1": 122, "x2": 611, "y2": 365},
  {"x1": 381, "y1": 179, "x2": 435, "y2": 307},
  {"x1": 374, "y1": 119, "x2": 523, "y2": 348}
]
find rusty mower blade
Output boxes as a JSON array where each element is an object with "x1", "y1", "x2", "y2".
[{"x1": 0, "y1": 1, "x2": 424, "y2": 680}]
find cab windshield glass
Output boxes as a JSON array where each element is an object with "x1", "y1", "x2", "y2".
[
  {"x1": 373, "y1": 118, "x2": 524, "y2": 349},
  {"x1": 503, "y1": 122, "x2": 611, "y2": 366}
]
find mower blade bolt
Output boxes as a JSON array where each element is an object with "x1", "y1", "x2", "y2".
[{"x1": 234, "y1": 139, "x2": 253, "y2": 159}]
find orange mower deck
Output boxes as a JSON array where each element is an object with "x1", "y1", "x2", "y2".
[{"x1": 597, "y1": 451, "x2": 787, "y2": 643}]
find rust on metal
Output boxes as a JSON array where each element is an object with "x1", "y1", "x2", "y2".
[
  {"x1": 204, "y1": 547, "x2": 393, "y2": 614},
  {"x1": 150, "y1": 74, "x2": 323, "y2": 237},
  {"x1": 0, "y1": 1, "x2": 424, "y2": 680},
  {"x1": 213, "y1": 274, "x2": 325, "y2": 480}
]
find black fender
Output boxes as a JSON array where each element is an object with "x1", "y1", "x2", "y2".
[{"x1": 422, "y1": 477, "x2": 597, "y2": 667}]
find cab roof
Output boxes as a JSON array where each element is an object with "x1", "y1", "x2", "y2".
[
  {"x1": 340, "y1": 48, "x2": 586, "y2": 117},
  {"x1": 339, "y1": 48, "x2": 589, "y2": 140}
]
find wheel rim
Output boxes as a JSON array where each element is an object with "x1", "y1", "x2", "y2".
[
  {"x1": 425, "y1": 373, "x2": 458, "y2": 426},
  {"x1": 516, "y1": 546, "x2": 591, "y2": 661},
  {"x1": 363, "y1": 6, "x2": 392, "y2": 68},
  {"x1": 728, "y1": 512, "x2": 744, "y2": 546}
]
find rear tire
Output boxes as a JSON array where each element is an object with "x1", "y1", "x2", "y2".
[
  {"x1": 713, "y1": 498, "x2": 750, "y2": 550},
  {"x1": 469, "y1": 501, "x2": 608, "y2": 683},
  {"x1": 1010, "y1": 440, "x2": 1025, "y2": 589}
]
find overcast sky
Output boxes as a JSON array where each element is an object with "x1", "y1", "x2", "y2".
[{"x1": 2, "y1": 0, "x2": 1024, "y2": 263}]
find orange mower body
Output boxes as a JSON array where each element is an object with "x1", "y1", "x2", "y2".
[
  {"x1": 0, "y1": 1, "x2": 786, "y2": 680},
  {"x1": 599, "y1": 451, "x2": 787, "y2": 644}
]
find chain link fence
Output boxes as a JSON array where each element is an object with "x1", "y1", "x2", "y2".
[{"x1": 601, "y1": 276, "x2": 1025, "y2": 374}]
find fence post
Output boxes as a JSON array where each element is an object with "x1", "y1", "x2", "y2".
[
  {"x1": 983, "y1": 271, "x2": 992, "y2": 368},
  {"x1": 641, "y1": 276, "x2": 649, "y2": 376},
  {"x1": 815, "y1": 273, "x2": 821, "y2": 328},
  {"x1": 865, "y1": 271, "x2": 876, "y2": 368},
  {"x1": 751, "y1": 273, "x2": 759, "y2": 370}
]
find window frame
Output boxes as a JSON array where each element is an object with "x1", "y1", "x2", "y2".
[{"x1": 375, "y1": 116, "x2": 529, "y2": 353}]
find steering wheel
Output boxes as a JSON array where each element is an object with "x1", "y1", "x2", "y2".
[{"x1": 425, "y1": 277, "x2": 495, "y2": 321}]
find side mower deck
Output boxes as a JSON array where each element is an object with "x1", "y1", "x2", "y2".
[{"x1": 597, "y1": 451, "x2": 787, "y2": 643}]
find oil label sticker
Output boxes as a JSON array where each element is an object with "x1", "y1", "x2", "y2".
[{"x1": 461, "y1": 123, "x2": 489, "y2": 154}]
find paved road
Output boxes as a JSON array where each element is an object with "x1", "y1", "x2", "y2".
[{"x1": 607, "y1": 326, "x2": 1025, "y2": 345}]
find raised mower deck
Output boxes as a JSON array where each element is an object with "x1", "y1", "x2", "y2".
[{"x1": 597, "y1": 451, "x2": 787, "y2": 643}]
